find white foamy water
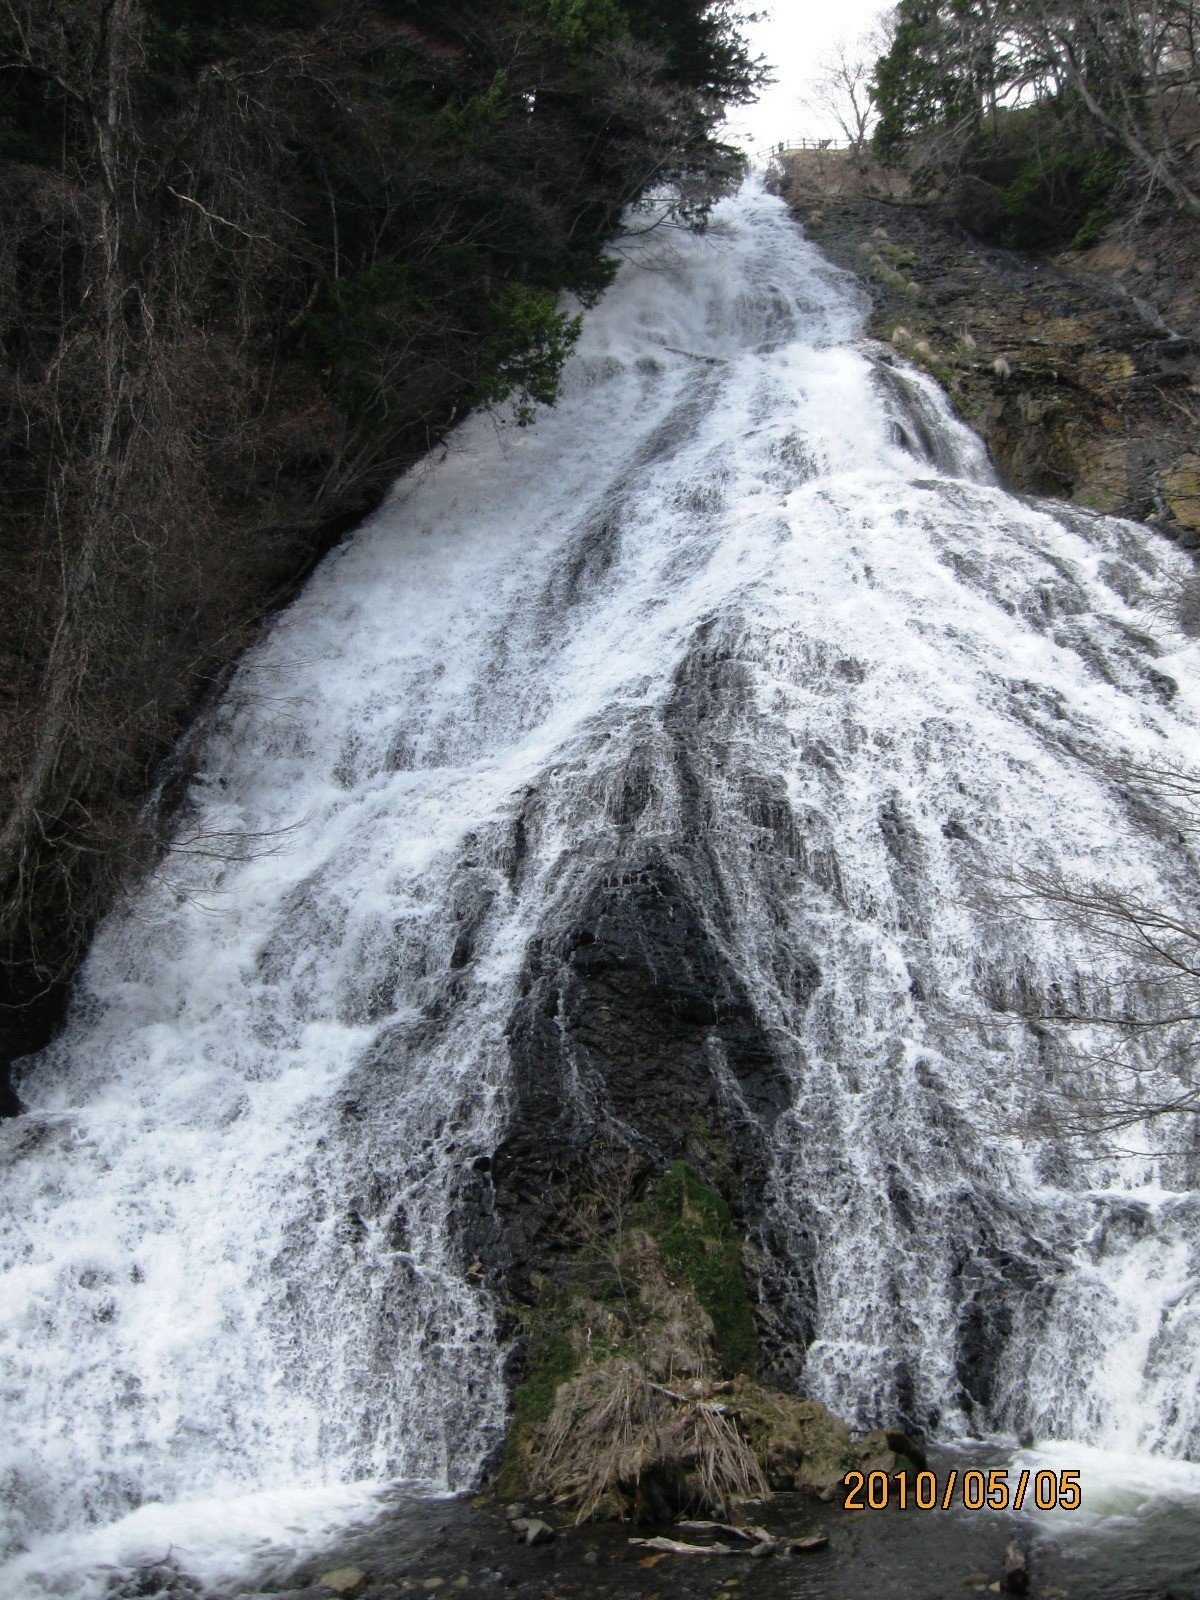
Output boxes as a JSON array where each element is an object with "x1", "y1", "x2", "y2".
[
  {"x1": 3, "y1": 179, "x2": 1200, "y2": 1596},
  {"x1": 1015, "y1": 1439, "x2": 1200, "y2": 1523},
  {"x1": 0, "y1": 1482, "x2": 393, "y2": 1600}
]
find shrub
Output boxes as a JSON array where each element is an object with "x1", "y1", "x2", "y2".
[
  {"x1": 998, "y1": 146, "x2": 1124, "y2": 253},
  {"x1": 475, "y1": 285, "x2": 585, "y2": 424}
]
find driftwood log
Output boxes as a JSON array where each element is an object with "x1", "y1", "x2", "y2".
[{"x1": 630, "y1": 1523, "x2": 829, "y2": 1557}]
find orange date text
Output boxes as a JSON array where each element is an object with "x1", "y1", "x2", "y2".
[{"x1": 841, "y1": 1466, "x2": 1081, "y2": 1512}]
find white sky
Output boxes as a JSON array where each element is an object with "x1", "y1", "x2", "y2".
[{"x1": 727, "y1": 1, "x2": 891, "y2": 156}]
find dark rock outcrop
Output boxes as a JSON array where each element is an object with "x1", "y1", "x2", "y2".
[{"x1": 487, "y1": 846, "x2": 791, "y2": 1291}]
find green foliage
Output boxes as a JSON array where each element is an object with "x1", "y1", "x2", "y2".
[
  {"x1": 499, "y1": 1156, "x2": 763, "y2": 1506},
  {"x1": 999, "y1": 146, "x2": 1124, "y2": 253},
  {"x1": 565, "y1": 253, "x2": 622, "y2": 310},
  {"x1": 867, "y1": 0, "x2": 1164, "y2": 247},
  {"x1": 433, "y1": 71, "x2": 509, "y2": 139},
  {"x1": 872, "y1": 0, "x2": 980, "y2": 158},
  {"x1": 307, "y1": 260, "x2": 412, "y2": 420},
  {"x1": 870, "y1": 3, "x2": 1132, "y2": 252},
  {"x1": 512, "y1": 1308, "x2": 578, "y2": 1426},
  {"x1": 1069, "y1": 151, "x2": 1125, "y2": 250},
  {"x1": 627, "y1": 0, "x2": 763, "y2": 102},
  {"x1": 496, "y1": 1296, "x2": 578, "y2": 1496},
  {"x1": 475, "y1": 285, "x2": 584, "y2": 424},
  {"x1": 539, "y1": 0, "x2": 629, "y2": 51},
  {"x1": 649, "y1": 1161, "x2": 757, "y2": 1376}
]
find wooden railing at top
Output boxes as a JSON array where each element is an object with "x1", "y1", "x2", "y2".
[{"x1": 751, "y1": 135, "x2": 855, "y2": 165}]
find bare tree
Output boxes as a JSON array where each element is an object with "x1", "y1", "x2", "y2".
[
  {"x1": 983, "y1": 754, "x2": 1200, "y2": 1140},
  {"x1": 1019, "y1": 0, "x2": 1200, "y2": 217},
  {"x1": 800, "y1": 23, "x2": 891, "y2": 162},
  {"x1": 874, "y1": 0, "x2": 1200, "y2": 214}
]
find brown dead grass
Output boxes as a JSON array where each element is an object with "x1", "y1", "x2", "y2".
[
  {"x1": 777, "y1": 147, "x2": 910, "y2": 202},
  {"x1": 531, "y1": 1363, "x2": 768, "y2": 1524}
]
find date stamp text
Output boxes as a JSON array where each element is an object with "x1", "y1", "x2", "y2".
[{"x1": 842, "y1": 1467, "x2": 1081, "y2": 1512}]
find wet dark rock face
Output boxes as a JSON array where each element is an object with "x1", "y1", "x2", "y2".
[
  {"x1": 0, "y1": 1060, "x2": 20, "y2": 1118},
  {"x1": 487, "y1": 845, "x2": 791, "y2": 1293},
  {"x1": 446, "y1": 603, "x2": 1073, "y2": 1443},
  {"x1": 954, "y1": 1247, "x2": 1053, "y2": 1422},
  {"x1": 456, "y1": 627, "x2": 814, "y2": 1324}
]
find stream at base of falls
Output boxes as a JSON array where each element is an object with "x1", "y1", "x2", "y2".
[
  {"x1": 3, "y1": 178, "x2": 1200, "y2": 1599},
  {"x1": 5, "y1": 1445, "x2": 1197, "y2": 1600}
]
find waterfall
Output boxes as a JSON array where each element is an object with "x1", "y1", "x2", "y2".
[{"x1": 3, "y1": 178, "x2": 1200, "y2": 1596}]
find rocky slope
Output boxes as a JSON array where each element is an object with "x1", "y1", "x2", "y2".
[{"x1": 776, "y1": 151, "x2": 1200, "y2": 546}]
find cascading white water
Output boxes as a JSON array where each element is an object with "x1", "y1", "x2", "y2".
[{"x1": 3, "y1": 178, "x2": 1200, "y2": 1596}]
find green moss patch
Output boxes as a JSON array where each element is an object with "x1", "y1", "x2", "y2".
[
  {"x1": 513, "y1": 1315, "x2": 576, "y2": 1428},
  {"x1": 648, "y1": 1161, "x2": 757, "y2": 1376}
]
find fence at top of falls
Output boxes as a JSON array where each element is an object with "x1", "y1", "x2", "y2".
[{"x1": 750, "y1": 135, "x2": 856, "y2": 168}]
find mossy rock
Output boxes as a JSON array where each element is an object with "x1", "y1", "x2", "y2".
[
  {"x1": 726, "y1": 1381, "x2": 916, "y2": 1495},
  {"x1": 878, "y1": 241, "x2": 917, "y2": 270},
  {"x1": 725, "y1": 1379, "x2": 851, "y2": 1493},
  {"x1": 1084, "y1": 349, "x2": 1136, "y2": 386},
  {"x1": 647, "y1": 1161, "x2": 757, "y2": 1376},
  {"x1": 1072, "y1": 440, "x2": 1130, "y2": 514}
]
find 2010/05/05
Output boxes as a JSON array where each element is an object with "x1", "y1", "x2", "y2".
[{"x1": 843, "y1": 1468, "x2": 1081, "y2": 1512}]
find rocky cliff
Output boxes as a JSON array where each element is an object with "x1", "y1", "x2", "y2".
[{"x1": 777, "y1": 151, "x2": 1200, "y2": 549}]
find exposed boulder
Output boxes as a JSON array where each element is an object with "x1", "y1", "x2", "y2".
[
  {"x1": 509, "y1": 1517, "x2": 556, "y2": 1546},
  {"x1": 725, "y1": 1382, "x2": 905, "y2": 1496},
  {"x1": 1002, "y1": 1538, "x2": 1031, "y2": 1594},
  {"x1": 317, "y1": 1569, "x2": 366, "y2": 1595}
]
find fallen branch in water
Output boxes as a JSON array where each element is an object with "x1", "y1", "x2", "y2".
[
  {"x1": 630, "y1": 1536, "x2": 738, "y2": 1555},
  {"x1": 631, "y1": 1525, "x2": 830, "y2": 1557},
  {"x1": 676, "y1": 1519, "x2": 770, "y2": 1543}
]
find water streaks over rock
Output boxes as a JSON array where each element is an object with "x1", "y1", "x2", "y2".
[{"x1": 3, "y1": 180, "x2": 1200, "y2": 1597}]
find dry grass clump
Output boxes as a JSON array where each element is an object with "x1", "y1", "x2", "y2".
[
  {"x1": 502, "y1": 1159, "x2": 912, "y2": 1524},
  {"x1": 522, "y1": 1219, "x2": 764, "y2": 1523},
  {"x1": 531, "y1": 1363, "x2": 768, "y2": 1524}
]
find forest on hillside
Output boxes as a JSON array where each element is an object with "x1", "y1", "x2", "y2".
[
  {"x1": 811, "y1": 0, "x2": 1199, "y2": 251},
  {"x1": 0, "y1": 0, "x2": 761, "y2": 1087}
]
